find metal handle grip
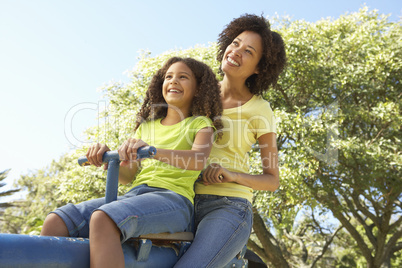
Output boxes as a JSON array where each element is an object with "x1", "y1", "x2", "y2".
[
  {"x1": 77, "y1": 146, "x2": 157, "y2": 166},
  {"x1": 77, "y1": 146, "x2": 157, "y2": 204}
]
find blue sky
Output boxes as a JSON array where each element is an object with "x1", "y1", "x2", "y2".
[{"x1": 0, "y1": 0, "x2": 400, "y2": 196}]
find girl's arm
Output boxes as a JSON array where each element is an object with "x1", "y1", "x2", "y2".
[
  {"x1": 153, "y1": 127, "x2": 215, "y2": 171},
  {"x1": 118, "y1": 162, "x2": 141, "y2": 185},
  {"x1": 201, "y1": 132, "x2": 280, "y2": 191},
  {"x1": 117, "y1": 138, "x2": 148, "y2": 185},
  {"x1": 84, "y1": 142, "x2": 142, "y2": 185},
  {"x1": 86, "y1": 143, "x2": 111, "y2": 168},
  {"x1": 117, "y1": 126, "x2": 214, "y2": 183}
]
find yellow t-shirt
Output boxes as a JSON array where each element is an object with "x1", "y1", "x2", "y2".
[
  {"x1": 133, "y1": 116, "x2": 214, "y2": 204},
  {"x1": 195, "y1": 95, "x2": 276, "y2": 203}
]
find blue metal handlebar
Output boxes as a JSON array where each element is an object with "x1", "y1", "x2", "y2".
[
  {"x1": 78, "y1": 146, "x2": 157, "y2": 166},
  {"x1": 77, "y1": 146, "x2": 157, "y2": 203}
]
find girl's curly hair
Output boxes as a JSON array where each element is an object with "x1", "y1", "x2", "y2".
[
  {"x1": 217, "y1": 14, "x2": 287, "y2": 95},
  {"x1": 134, "y1": 57, "x2": 223, "y2": 139}
]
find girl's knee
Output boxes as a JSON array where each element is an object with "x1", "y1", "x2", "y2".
[
  {"x1": 44, "y1": 213, "x2": 61, "y2": 224},
  {"x1": 91, "y1": 210, "x2": 109, "y2": 225},
  {"x1": 90, "y1": 211, "x2": 118, "y2": 231},
  {"x1": 41, "y1": 213, "x2": 68, "y2": 236},
  {"x1": 90, "y1": 210, "x2": 121, "y2": 239}
]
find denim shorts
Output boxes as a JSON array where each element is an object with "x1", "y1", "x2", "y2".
[
  {"x1": 174, "y1": 194, "x2": 253, "y2": 268},
  {"x1": 52, "y1": 185, "x2": 193, "y2": 243}
]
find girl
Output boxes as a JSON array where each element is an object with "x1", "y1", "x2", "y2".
[
  {"x1": 175, "y1": 14, "x2": 287, "y2": 267},
  {"x1": 41, "y1": 57, "x2": 223, "y2": 268}
]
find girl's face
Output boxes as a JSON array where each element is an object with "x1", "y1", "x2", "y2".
[
  {"x1": 162, "y1": 61, "x2": 197, "y2": 114},
  {"x1": 221, "y1": 31, "x2": 263, "y2": 81}
]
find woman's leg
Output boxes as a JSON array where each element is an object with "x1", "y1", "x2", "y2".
[
  {"x1": 174, "y1": 195, "x2": 253, "y2": 268},
  {"x1": 89, "y1": 211, "x2": 124, "y2": 268}
]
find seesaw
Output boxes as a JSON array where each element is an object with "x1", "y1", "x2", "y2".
[{"x1": 0, "y1": 146, "x2": 263, "y2": 267}]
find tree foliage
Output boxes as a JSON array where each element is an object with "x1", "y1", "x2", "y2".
[
  {"x1": 0, "y1": 169, "x2": 21, "y2": 217},
  {"x1": 251, "y1": 7, "x2": 402, "y2": 268},
  {"x1": 1, "y1": 7, "x2": 400, "y2": 268}
]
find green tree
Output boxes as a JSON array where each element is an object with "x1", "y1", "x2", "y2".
[
  {"x1": 0, "y1": 160, "x2": 70, "y2": 234},
  {"x1": 250, "y1": 7, "x2": 401, "y2": 268},
  {"x1": 0, "y1": 169, "x2": 20, "y2": 214}
]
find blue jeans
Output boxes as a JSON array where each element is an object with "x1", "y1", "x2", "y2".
[
  {"x1": 52, "y1": 185, "x2": 193, "y2": 243},
  {"x1": 174, "y1": 194, "x2": 253, "y2": 268}
]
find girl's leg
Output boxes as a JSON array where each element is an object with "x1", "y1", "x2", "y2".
[
  {"x1": 41, "y1": 213, "x2": 69, "y2": 236},
  {"x1": 174, "y1": 195, "x2": 253, "y2": 268},
  {"x1": 89, "y1": 185, "x2": 193, "y2": 266},
  {"x1": 97, "y1": 185, "x2": 193, "y2": 242},
  {"x1": 41, "y1": 197, "x2": 107, "y2": 238},
  {"x1": 89, "y1": 211, "x2": 124, "y2": 268}
]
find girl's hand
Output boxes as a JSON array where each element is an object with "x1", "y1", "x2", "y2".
[
  {"x1": 118, "y1": 138, "x2": 149, "y2": 167},
  {"x1": 201, "y1": 163, "x2": 234, "y2": 185},
  {"x1": 86, "y1": 143, "x2": 111, "y2": 169}
]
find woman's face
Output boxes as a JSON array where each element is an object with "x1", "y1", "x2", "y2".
[{"x1": 221, "y1": 31, "x2": 263, "y2": 81}]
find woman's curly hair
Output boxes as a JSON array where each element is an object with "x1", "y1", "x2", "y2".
[
  {"x1": 217, "y1": 14, "x2": 287, "y2": 95},
  {"x1": 134, "y1": 57, "x2": 223, "y2": 139}
]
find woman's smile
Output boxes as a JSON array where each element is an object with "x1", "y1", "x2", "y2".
[
  {"x1": 221, "y1": 31, "x2": 262, "y2": 79},
  {"x1": 226, "y1": 56, "x2": 240, "y2": 67}
]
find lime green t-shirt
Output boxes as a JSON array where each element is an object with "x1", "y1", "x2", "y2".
[
  {"x1": 195, "y1": 95, "x2": 276, "y2": 203},
  {"x1": 132, "y1": 116, "x2": 214, "y2": 203}
]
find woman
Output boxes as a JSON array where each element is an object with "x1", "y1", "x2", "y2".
[{"x1": 174, "y1": 14, "x2": 286, "y2": 267}]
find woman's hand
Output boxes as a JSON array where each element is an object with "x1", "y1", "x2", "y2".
[
  {"x1": 86, "y1": 143, "x2": 111, "y2": 169},
  {"x1": 118, "y1": 138, "x2": 149, "y2": 167},
  {"x1": 201, "y1": 163, "x2": 235, "y2": 185},
  {"x1": 201, "y1": 133, "x2": 280, "y2": 191}
]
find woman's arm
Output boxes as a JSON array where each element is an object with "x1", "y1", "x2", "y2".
[
  {"x1": 153, "y1": 127, "x2": 214, "y2": 171},
  {"x1": 201, "y1": 132, "x2": 280, "y2": 191}
]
